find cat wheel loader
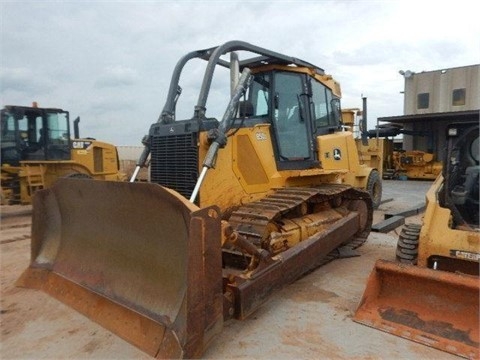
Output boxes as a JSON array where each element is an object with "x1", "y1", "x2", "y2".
[
  {"x1": 354, "y1": 121, "x2": 479, "y2": 359},
  {"x1": 1, "y1": 103, "x2": 126, "y2": 204},
  {"x1": 18, "y1": 41, "x2": 380, "y2": 358}
]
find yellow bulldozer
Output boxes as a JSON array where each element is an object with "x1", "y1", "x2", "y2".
[
  {"x1": 341, "y1": 98, "x2": 385, "y2": 181},
  {"x1": 354, "y1": 120, "x2": 479, "y2": 359},
  {"x1": 1, "y1": 103, "x2": 126, "y2": 204},
  {"x1": 18, "y1": 41, "x2": 382, "y2": 358}
]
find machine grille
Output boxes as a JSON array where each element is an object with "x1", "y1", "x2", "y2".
[{"x1": 150, "y1": 133, "x2": 199, "y2": 199}]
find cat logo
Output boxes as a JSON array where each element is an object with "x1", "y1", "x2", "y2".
[
  {"x1": 72, "y1": 141, "x2": 92, "y2": 150},
  {"x1": 333, "y1": 148, "x2": 342, "y2": 160}
]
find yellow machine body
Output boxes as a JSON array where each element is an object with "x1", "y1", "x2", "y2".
[
  {"x1": 16, "y1": 139, "x2": 126, "y2": 204},
  {"x1": 198, "y1": 124, "x2": 375, "y2": 213},
  {"x1": 341, "y1": 107, "x2": 385, "y2": 180},
  {"x1": 392, "y1": 150, "x2": 443, "y2": 180},
  {"x1": 18, "y1": 41, "x2": 378, "y2": 358},
  {"x1": 354, "y1": 121, "x2": 479, "y2": 359},
  {"x1": 418, "y1": 174, "x2": 480, "y2": 270},
  {"x1": 1, "y1": 104, "x2": 126, "y2": 204}
]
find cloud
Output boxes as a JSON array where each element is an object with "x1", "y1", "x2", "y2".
[
  {"x1": 0, "y1": 67, "x2": 55, "y2": 93},
  {"x1": 94, "y1": 65, "x2": 138, "y2": 88},
  {"x1": 88, "y1": 95, "x2": 135, "y2": 115},
  {"x1": 331, "y1": 39, "x2": 468, "y2": 69},
  {"x1": 1, "y1": 1, "x2": 479, "y2": 146}
]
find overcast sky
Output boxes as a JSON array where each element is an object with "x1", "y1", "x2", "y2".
[{"x1": 1, "y1": 0, "x2": 479, "y2": 146}]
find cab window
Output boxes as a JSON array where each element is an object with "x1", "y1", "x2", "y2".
[
  {"x1": 247, "y1": 73, "x2": 270, "y2": 117},
  {"x1": 47, "y1": 112, "x2": 69, "y2": 145},
  {"x1": 273, "y1": 72, "x2": 309, "y2": 160},
  {"x1": 311, "y1": 79, "x2": 339, "y2": 132}
]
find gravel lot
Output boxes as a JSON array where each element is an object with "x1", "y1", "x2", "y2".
[{"x1": 1, "y1": 179, "x2": 456, "y2": 359}]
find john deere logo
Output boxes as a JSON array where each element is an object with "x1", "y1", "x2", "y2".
[{"x1": 333, "y1": 148, "x2": 342, "y2": 160}]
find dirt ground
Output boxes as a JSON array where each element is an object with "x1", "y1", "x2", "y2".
[{"x1": 0, "y1": 180, "x2": 458, "y2": 359}]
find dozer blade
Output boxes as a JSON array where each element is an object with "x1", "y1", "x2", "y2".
[
  {"x1": 353, "y1": 259, "x2": 479, "y2": 359},
  {"x1": 17, "y1": 179, "x2": 223, "y2": 359}
]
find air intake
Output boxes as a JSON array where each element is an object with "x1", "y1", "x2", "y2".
[{"x1": 150, "y1": 132, "x2": 198, "y2": 200}]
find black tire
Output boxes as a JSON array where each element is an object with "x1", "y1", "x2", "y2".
[
  {"x1": 65, "y1": 173, "x2": 92, "y2": 179},
  {"x1": 396, "y1": 223, "x2": 421, "y2": 264},
  {"x1": 366, "y1": 169, "x2": 382, "y2": 209}
]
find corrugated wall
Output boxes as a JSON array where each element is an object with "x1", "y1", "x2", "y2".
[{"x1": 403, "y1": 64, "x2": 480, "y2": 115}]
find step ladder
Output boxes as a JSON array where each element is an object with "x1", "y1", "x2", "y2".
[{"x1": 24, "y1": 164, "x2": 46, "y2": 197}]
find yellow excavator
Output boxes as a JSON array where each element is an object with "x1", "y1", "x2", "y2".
[
  {"x1": 18, "y1": 41, "x2": 381, "y2": 358},
  {"x1": 1, "y1": 103, "x2": 126, "y2": 204},
  {"x1": 354, "y1": 120, "x2": 479, "y2": 359}
]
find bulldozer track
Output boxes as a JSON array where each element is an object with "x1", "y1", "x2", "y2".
[{"x1": 228, "y1": 183, "x2": 373, "y2": 263}]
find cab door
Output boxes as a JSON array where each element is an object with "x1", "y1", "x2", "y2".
[{"x1": 270, "y1": 71, "x2": 316, "y2": 170}]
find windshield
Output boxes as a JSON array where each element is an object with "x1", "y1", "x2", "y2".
[
  {"x1": 47, "y1": 111, "x2": 69, "y2": 146},
  {"x1": 1, "y1": 107, "x2": 71, "y2": 162}
]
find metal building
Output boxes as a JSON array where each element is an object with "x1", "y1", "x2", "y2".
[{"x1": 379, "y1": 64, "x2": 479, "y2": 162}]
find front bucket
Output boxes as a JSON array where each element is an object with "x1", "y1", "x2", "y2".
[
  {"x1": 353, "y1": 259, "x2": 479, "y2": 359},
  {"x1": 17, "y1": 179, "x2": 223, "y2": 358}
]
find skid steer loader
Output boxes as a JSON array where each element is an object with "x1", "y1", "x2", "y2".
[
  {"x1": 354, "y1": 121, "x2": 479, "y2": 359},
  {"x1": 18, "y1": 41, "x2": 380, "y2": 358}
]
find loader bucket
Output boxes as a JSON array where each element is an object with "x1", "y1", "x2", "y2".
[
  {"x1": 353, "y1": 259, "x2": 479, "y2": 359},
  {"x1": 17, "y1": 179, "x2": 224, "y2": 359}
]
